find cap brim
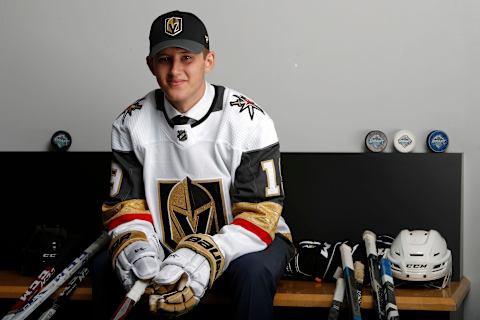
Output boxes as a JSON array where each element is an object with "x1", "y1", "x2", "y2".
[{"x1": 149, "y1": 39, "x2": 204, "y2": 57}]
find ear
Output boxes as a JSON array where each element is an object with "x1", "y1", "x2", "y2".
[
  {"x1": 204, "y1": 51, "x2": 215, "y2": 73},
  {"x1": 146, "y1": 56, "x2": 155, "y2": 75}
]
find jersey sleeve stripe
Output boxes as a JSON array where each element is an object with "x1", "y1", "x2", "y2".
[
  {"x1": 231, "y1": 201, "x2": 282, "y2": 242},
  {"x1": 106, "y1": 214, "x2": 154, "y2": 231},
  {"x1": 232, "y1": 218, "x2": 272, "y2": 245},
  {"x1": 102, "y1": 199, "x2": 150, "y2": 224}
]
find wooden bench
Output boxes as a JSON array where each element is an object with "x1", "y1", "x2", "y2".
[{"x1": 0, "y1": 270, "x2": 470, "y2": 312}]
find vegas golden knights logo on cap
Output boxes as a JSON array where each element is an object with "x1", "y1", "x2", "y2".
[
  {"x1": 165, "y1": 17, "x2": 182, "y2": 36},
  {"x1": 158, "y1": 177, "x2": 227, "y2": 250}
]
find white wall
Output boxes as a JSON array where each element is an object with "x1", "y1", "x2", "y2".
[{"x1": 1, "y1": 0, "x2": 479, "y2": 317}]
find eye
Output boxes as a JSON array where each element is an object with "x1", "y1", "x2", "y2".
[
  {"x1": 157, "y1": 56, "x2": 170, "y2": 64},
  {"x1": 182, "y1": 55, "x2": 193, "y2": 62}
]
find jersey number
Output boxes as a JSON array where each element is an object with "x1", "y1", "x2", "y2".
[
  {"x1": 110, "y1": 162, "x2": 123, "y2": 197},
  {"x1": 261, "y1": 160, "x2": 280, "y2": 197}
]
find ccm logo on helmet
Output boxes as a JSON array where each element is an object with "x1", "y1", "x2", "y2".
[{"x1": 406, "y1": 264, "x2": 427, "y2": 268}]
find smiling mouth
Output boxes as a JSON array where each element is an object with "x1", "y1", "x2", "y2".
[{"x1": 169, "y1": 79, "x2": 186, "y2": 86}]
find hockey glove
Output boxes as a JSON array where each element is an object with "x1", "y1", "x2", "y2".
[
  {"x1": 110, "y1": 228, "x2": 164, "y2": 291},
  {"x1": 285, "y1": 240, "x2": 349, "y2": 282},
  {"x1": 148, "y1": 234, "x2": 225, "y2": 316}
]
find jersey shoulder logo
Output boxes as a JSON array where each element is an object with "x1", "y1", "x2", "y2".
[
  {"x1": 118, "y1": 97, "x2": 145, "y2": 125},
  {"x1": 229, "y1": 94, "x2": 265, "y2": 120}
]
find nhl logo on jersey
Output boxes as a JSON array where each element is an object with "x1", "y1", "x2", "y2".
[
  {"x1": 165, "y1": 17, "x2": 182, "y2": 36},
  {"x1": 158, "y1": 177, "x2": 228, "y2": 250},
  {"x1": 177, "y1": 129, "x2": 188, "y2": 141}
]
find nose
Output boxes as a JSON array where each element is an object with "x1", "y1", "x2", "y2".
[{"x1": 169, "y1": 57, "x2": 182, "y2": 77}]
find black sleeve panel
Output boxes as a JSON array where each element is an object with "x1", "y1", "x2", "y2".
[
  {"x1": 231, "y1": 142, "x2": 284, "y2": 206},
  {"x1": 105, "y1": 150, "x2": 145, "y2": 205}
]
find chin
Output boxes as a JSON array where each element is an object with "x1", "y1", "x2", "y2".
[
  {"x1": 164, "y1": 86, "x2": 184, "y2": 97},
  {"x1": 165, "y1": 92, "x2": 188, "y2": 106}
]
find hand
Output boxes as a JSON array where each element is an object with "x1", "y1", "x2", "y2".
[
  {"x1": 148, "y1": 248, "x2": 210, "y2": 316},
  {"x1": 110, "y1": 230, "x2": 163, "y2": 291},
  {"x1": 148, "y1": 234, "x2": 225, "y2": 316}
]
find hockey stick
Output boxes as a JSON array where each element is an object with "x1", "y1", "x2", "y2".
[
  {"x1": 354, "y1": 261, "x2": 365, "y2": 305},
  {"x1": 339, "y1": 243, "x2": 362, "y2": 320},
  {"x1": 4, "y1": 232, "x2": 109, "y2": 320},
  {"x1": 3, "y1": 235, "x2": 84, "y2": 318},
  {"x1": 2, "y1": 267, "x2": 57, "y2": 320},
  {"x1": 380, "y1": 258, "x2": 399, "y2": 320},
  {"x1": 37, "y1": 266, "x2": 90, "y2": 320},
  {"x1": 111, "y1": 280, "x2": 149, "y2": 320},
  {"x1": 362, "y1": 230, "x2": 386, "y2": 320},
  {"x1": 327, "y1": 277, "x2": 345, "y2": 320}
]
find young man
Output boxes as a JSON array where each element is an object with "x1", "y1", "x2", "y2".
[{"x1": 97, "y1": 10, "x2": 294, "y2": 320}]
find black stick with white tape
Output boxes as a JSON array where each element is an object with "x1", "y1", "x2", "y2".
[
  {"x1": 327, "y1": 277, "x2": 345, "y2": 320},
  {"x1": 340, "y1": 243, "x2": 362, "y2": 320}
]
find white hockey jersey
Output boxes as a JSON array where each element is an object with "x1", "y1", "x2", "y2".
[{"x1": 102, "y1": 83, "x2": 291, "y2": 270}]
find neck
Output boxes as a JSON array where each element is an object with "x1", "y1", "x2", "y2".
[
  {"x1": 172, "y1": 102, "x2": 195, "y2": 114},
  {"x1": 168, "y1": 82, "x2": 206, "y2": 113}
]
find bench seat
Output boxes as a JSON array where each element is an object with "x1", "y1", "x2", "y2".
[{"x1": 0, "y1": 270, "x2": 469, "y2": 312}]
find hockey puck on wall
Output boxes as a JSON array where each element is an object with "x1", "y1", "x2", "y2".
[
  {"x1": 393, "y1": 129, "x2": 415, "y2": 153},
  {"x1": 51, "y1": 130, "x2": 72, "y2": 152},
  {"x1": 427, "y1": 130, "x2": 449, "y2": 153},
  {"x1": 365, "y1": 130, "x2": 388, "y2": 152}
]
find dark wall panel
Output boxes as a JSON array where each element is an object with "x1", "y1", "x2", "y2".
[
  {"x1": 1, "y1": 152, "x2": 462, "y2": 281},
  {"x1": 1, "y1": 152, "x2": 111, "y2": 270},
  {"x1": 281, "y1": 153, "x2": 462, "y2": 280}
]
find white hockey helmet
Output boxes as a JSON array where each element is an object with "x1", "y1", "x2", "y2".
[{"x1": 386, "y1": 229, "x2": 452, "y2": 288}]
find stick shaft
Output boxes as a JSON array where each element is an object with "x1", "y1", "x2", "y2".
[
  {"x1": 363, "y1": 230, "x2": 386, "y2": 320},
  {"x1": 2, "y1": 267, "x2": 56, "y2": 320},
  {"x1": 37, "y1": 266, "x2": 90, "y2": 320},
  {"x1": 380, "y1": 258, "x2": 399, "y2": 320},
  {"x1": 111, "y1": 280, "x2": 149, "y2": 320},
  {"x1": 340, "y1": 244, "x2": 362, "y2": 320},
  {"x1": 327, "y1": 277, "x2": 345, "y2": 320},
  {"x1": 4, "y1": 232, "x2": 109, "y2": 320},
  {"x1": 3, "y1": 238, "x2": 84, "y2": 319}
]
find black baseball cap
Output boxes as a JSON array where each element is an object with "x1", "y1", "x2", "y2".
[{"x1": 149, "y1": 10, "x2": 209, "y2": 57}]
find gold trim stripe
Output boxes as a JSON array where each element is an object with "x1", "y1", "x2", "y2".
[
  {"x1": 102, "y1": 199, "x2": 149, "y2": 226},
  {"x1": 232, "y1": 201, "x2": 283, "y2": 240}
]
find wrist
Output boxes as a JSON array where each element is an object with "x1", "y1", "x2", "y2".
[{"x1": 176, "y1": 234, "x2": 225, "y2": 287}]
